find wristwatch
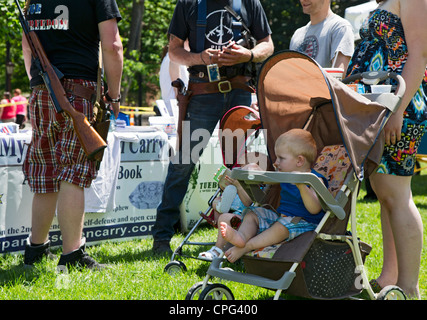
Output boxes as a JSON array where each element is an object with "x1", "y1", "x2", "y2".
[{"x1": 105, "y1": 92, "x2": 121, "y2": 103}]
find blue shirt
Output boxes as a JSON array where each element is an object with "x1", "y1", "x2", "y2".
[{"x1": 276, "y1": 169, "x2": 328, "y2": 225}]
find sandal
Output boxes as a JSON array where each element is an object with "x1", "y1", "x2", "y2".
[
  {"x1": 198, "y1": 246, "x2": 223, "y2": 261},
  {"x1": 369, "y1": 279, "x2": 383, "y2": 293}
]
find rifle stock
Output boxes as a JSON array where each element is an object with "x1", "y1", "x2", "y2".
[{"x1": 17, "y1": 0, "x2": 107, "y2": 161}]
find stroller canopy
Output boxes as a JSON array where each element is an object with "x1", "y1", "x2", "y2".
[{"x1": 256, "y1": 51, "x2": 389, "y2": 180}]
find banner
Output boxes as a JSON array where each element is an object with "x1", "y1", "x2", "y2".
[
  {"x1": 0, "y1": 132, "x2": 33, "y2": 253},
  {"x1": 0, "y1": 130, "x2": 171, "y2": 254}
]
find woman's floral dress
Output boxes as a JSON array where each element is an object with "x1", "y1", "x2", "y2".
[{"x1": 346, "y1": 9, "x2": 427, "y2": 176}]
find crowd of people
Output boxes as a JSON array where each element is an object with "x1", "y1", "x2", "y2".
[
  {"x1": 2, "y1": 0, "x2": 426, "y2": 300},
  {"x1": 0, "y1": 88, "x2": 27, "y2": 129}
]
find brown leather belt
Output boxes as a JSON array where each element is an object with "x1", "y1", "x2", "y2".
[
  {"x1": 188, "y1": 76, "x2": 255, "y2": 96},
  {"x1": 34, "y1": 80, "x2": 96, "y2": 103},
  {"x1": 63, "y1": 81, "x2": 97, "y2": 103}
]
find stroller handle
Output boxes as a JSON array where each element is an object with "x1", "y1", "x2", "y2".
[{"x1": 342, "y1": 71, "x2": 406, "y2": 98}]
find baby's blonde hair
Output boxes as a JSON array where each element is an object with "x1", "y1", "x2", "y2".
[{"x1": 275, "y1": 129, "x2": 317, "y2": 166}]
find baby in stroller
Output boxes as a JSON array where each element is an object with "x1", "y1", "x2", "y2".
[
  {"x1": 198, "y1": 152, "x2": 268, "y2": 261},
  {"x1": 197, "y1": 175, "x2": 251, "y2": 260},
  {"x1": 220, "y1": 128, "x2": 328, "y2": 263}
]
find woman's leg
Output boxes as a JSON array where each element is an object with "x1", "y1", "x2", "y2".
[{"x1": 370, "y1": 172, "x2": 423, "y2": 298}]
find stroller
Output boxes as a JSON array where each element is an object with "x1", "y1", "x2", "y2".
[
  {"x1": 164, "y1": 105, "x2": 263, "y2": 275},
  {"x1": 185, "y1": 51, "x2": 407, "y2": 300}
]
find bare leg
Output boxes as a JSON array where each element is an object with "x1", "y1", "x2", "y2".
[
  {"x1": 198, "y1": 213, "x2": 240, "y2": 260},
  {"x1": 30, "y1": 192, "x2": 58, "y2": 244},
  {"x1": 377, "y1": 204, "x2": 398, "y2": 287},
  {"x1": 220, "y1": 210, "x2": 258, "y2": 248},
  {"x1": 56, "y1": 181, "x2": 85, "y2": 254},
  {"x1": 370, "y1": 172, "x2": 422, "y2": 299},
  {"x1": 215, "y1": 213, "x2": 238, "y2": 248},
  {"x1": 225, "y1": 222, "x2": 289, "y2": 263}
]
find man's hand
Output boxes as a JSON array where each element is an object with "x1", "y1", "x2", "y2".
[{"x1": 217, "y1": 42, "x2": 252, "y2": 66}]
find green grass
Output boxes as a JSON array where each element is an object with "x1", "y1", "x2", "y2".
[{"x1": 0, "y1": 173, "x2": 426, "y2": 300}]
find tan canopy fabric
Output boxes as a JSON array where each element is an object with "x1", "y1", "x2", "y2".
[{"x1": 256, "y1": 51, "x2": 390, "y2": 180}]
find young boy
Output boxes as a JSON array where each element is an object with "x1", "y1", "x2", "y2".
[
  {"x1": 197, "y1": 174, "x2": 251, "y2": 260},
  {"x1": 220, "y1": 129, "x2": 328, "y2": 263},
  {"x1": 198, "y1": 152, "x2": 268, "y2": 260}
]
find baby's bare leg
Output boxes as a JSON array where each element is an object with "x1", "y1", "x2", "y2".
[
  {"x1": 225, "y1": 222, "x2": 289, "y2": 263},
  {"x1": 220, "y1": 211, "x2": 258, "y2": 248}
]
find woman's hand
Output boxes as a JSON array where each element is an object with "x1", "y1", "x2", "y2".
[{"x1": 384, "y1": 111, "x2": 404, "y2": 146}]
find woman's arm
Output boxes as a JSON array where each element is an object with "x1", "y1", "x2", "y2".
[{"x1": 385, "y1": 0, "x2": 427, "y2": 145}]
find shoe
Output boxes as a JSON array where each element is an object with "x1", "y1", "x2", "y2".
[
  {"x1": 198, "y1": 246, "x2": 223, "y2": 261},
  {"x1": 152, "y1": 240, "x2": 173, "y2": 255},
  {"x1": 24, "y1": 237, "x2": 57, "y2": 267},
  {"x1": 57, "y1": 238, "x2": 107, "y2": 272}
]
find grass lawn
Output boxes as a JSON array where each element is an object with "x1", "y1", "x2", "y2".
[{"x1": 0, "y1": 172, "x2": 426, "y2": 301}]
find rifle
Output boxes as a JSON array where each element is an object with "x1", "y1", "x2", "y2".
[{"x1": 15, "y1": 0, "x2": 107, "y2": 161}]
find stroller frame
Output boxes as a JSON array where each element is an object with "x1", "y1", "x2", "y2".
[
  {"x1": 187, "y1": 51, "x2": 407, "y2": 300},
  {"x1": 198, "y1": 168, "x2": 405, "y2": 300},
  {"x1": 163, "y1": 188, "x2": 218, "y2": 275},
  {"x1": 197, "y1": 168, "x2": 372, "y2": 300},
  {"x1": 164, "y1": 106, "x2": 263, "y2": 275}
]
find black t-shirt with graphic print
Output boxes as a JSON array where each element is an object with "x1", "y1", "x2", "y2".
[
  {"x1": 169, "y1": 0, "x2": 271, "y2": 53},
  {"x1": 27, "y1": 0, "x2": 121, "y2": 87}
]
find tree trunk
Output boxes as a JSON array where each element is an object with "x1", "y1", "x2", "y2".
[{"x1": 121, "y1": 0, "x2": 145, "y2": 104}]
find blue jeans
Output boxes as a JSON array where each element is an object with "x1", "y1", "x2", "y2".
[{"x1": 152, "y1": 86, "x2": 252, "y2": 242}]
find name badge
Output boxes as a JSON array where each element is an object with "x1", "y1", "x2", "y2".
[{"x1": 207, "y1": 64, "x2": 220, "y2": 82}]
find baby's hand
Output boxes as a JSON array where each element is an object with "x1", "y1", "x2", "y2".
[
  {"x1": 224, "y1": 175, "x2": 238, "y2": 186},
  {"x1": 242, "y1": 163, "x2": 263, "y2": 171}
]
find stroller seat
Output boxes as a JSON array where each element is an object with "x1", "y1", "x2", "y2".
[
  {"x1": 239, "y1": 144, "x2": 373, "y2": 299},
  {"x1": 244, "y1": 144, "x2": 352, "y2": 261}
]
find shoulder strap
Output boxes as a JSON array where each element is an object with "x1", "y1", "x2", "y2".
[
  {"x1": 231, "y1": 0, "x2": 242, "y2": 40},
  {"x1": 196, "y1": 0, "x2": 207, "y2": 53}
]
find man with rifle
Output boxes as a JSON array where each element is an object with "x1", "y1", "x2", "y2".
[
  {"x1": 20, "y1": 0, "x2": 123, "y2": 271},
  {"x1": 151, "y1": 0, "x2": 274, "y2": 255}
]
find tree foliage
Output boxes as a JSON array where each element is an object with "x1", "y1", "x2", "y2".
[{"x1": 0, "y1": 0, "x2": 369, "y2": 107}]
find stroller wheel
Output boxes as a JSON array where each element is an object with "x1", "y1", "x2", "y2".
[
  {"x1": 376, "y1": 285, "x2": 407, "y2": 300},
  {"x1": 198, "y1": 283, "x2": 234, "y2": 300},
  {"x1": 164, "y1": 261, "x2": 187, "y2": 275},
  {"x1": 185, "y1": 281, "x2": 212, "y2": 300}
]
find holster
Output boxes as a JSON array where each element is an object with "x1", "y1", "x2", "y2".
[
  {"x1": 175, "y1": 90, "x2": 192, "y2": 151},
  {"x1": 91, "y1": 99, "x2": 110, "y2": 163}
]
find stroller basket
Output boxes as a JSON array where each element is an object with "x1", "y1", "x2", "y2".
[{"x1": 243, "y1": 236, "x2": 371, "y2": 299}]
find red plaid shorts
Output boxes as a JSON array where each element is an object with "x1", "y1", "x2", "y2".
[{"x1": 23, "y1": 79, "x2": 98, "y2": 193}]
